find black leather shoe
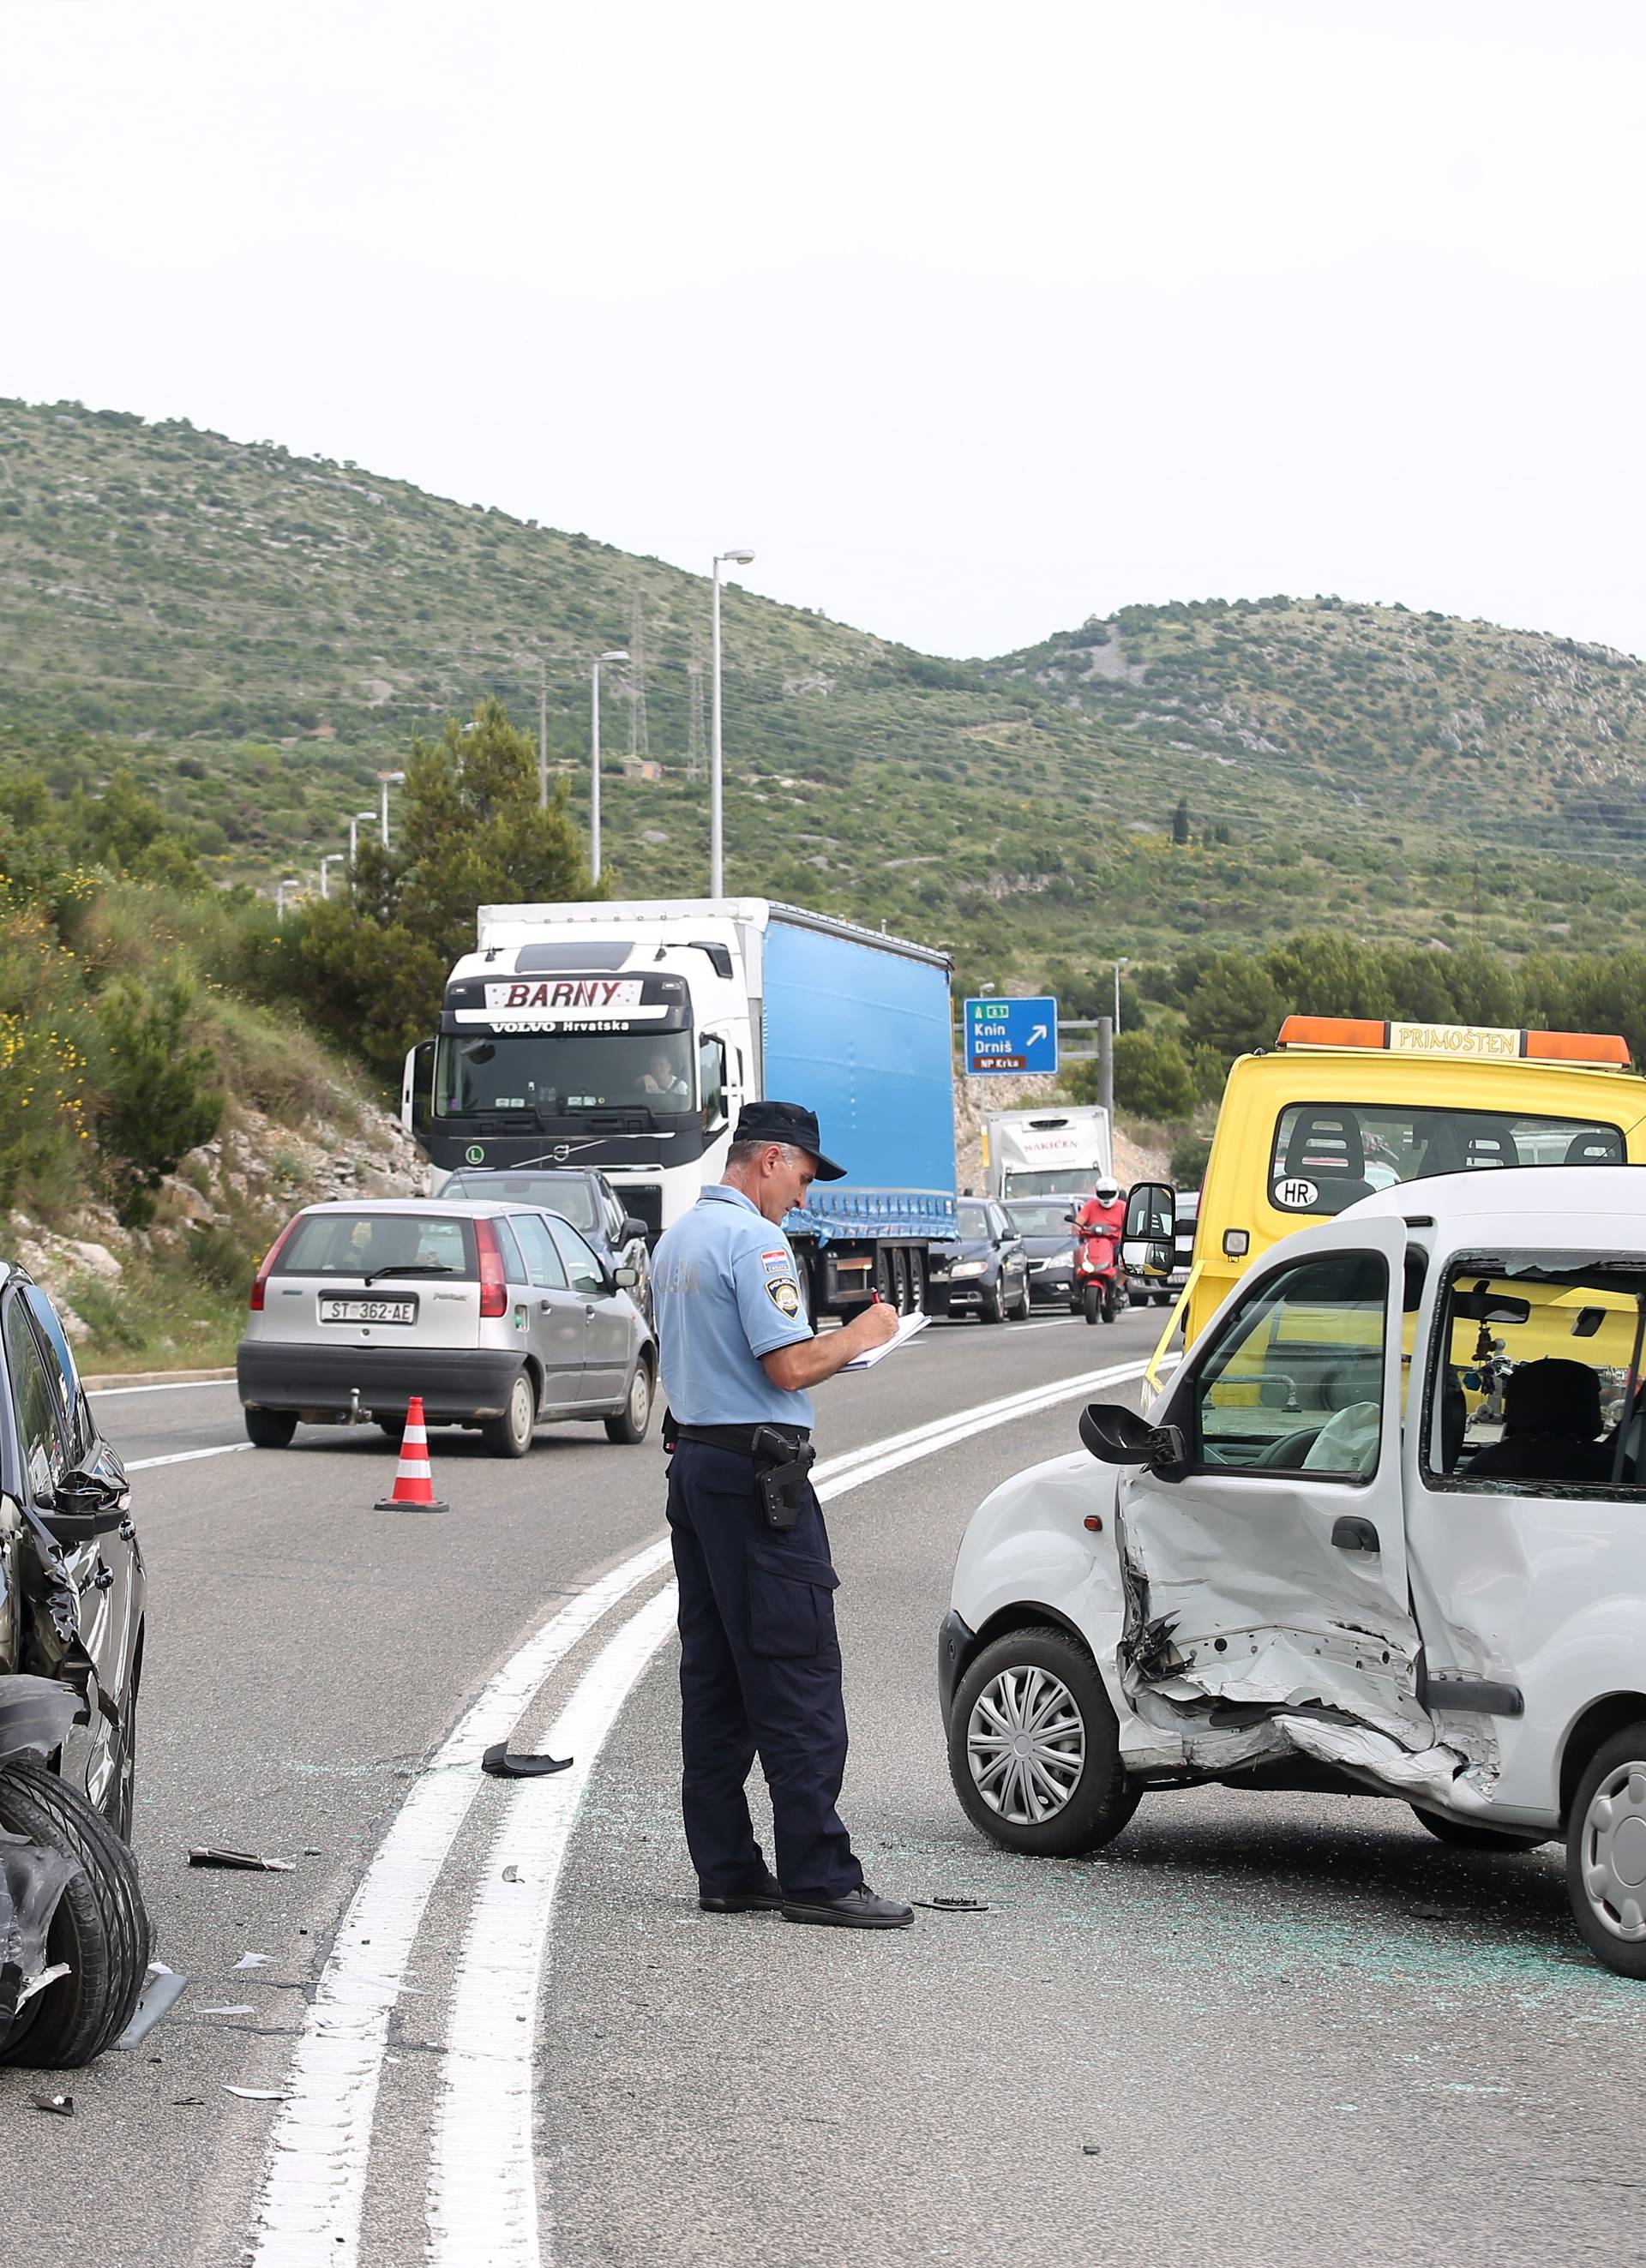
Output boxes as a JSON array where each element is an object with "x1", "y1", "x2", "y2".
[
  {"x1": 698, "y1": 1870, "x2": 784, "y2": 1914},
  {"x1": 781, "y1": 1883, "x2": 915, "y2": 1929}
]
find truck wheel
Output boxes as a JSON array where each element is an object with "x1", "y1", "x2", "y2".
[
  {"x1": 604, "y1": 1357, "x2": 654, "y2": 1445},
  {"x1": 480, "y1": 1369, "x2": 537, "y2": 1459},
  {"x1": 1410, "y1": 1805, "x2": 1548, "y2": 1851},
  {"x1": 0, "y1": 1759, "x2": 151, "y2": 2067},
  {"x1": 1566, "y1": 1722, "x2": 1646, "y2": 1976},
  {"x1": 244, "y1": 1407, "x2": 297, "y2": 1449},
  {"x1": 948, "y1": 1627, "x2": 1139, "y2": 1858},
  {"x1": 1082, "y1": 1285, "x2": 1101, "y2": 1325}
]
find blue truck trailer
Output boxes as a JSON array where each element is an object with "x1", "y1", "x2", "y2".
[{"x1": 403, "y1": 897, "x2": 958, "y2": 1316}]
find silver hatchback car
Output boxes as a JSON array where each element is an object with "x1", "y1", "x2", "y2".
[{"x1": 237, "y1": 1200, "x2": 655, "y2": 1456}]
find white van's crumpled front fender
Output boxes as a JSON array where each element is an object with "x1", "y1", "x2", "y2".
[{"x1": 951, "y1": 1450, "x2": 1126, "y2": 1662}]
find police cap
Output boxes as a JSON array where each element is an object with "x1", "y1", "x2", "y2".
[{"x1": 732, "y1": 1099, "x2": 847, "y2": 1180}]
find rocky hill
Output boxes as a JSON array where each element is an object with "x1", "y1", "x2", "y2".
[{"x1": 8, "y1": 399, "x2": 1646, "y2": 989}]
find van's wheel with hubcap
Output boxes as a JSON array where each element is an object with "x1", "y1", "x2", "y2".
[
  {"x1": 605, "y1": 1358, "x2": 654, "y2": 1445},
  {"x1": 1567, "y1": 1722, "x2": 1646, "y2": 1976},
  {"x1": 1410, "y1": 1805, "x2": 1548, "y2": 1851},
  {"x1": 244, "y1": 1407, "x2": 297, "y2": 1449},
  {"x1": 947, "y1": 1626, "x2": 1139, "y2": 1857},
  {"x1": 481, "y1": 1369, "x2": 537, "y2": 1458},
  {"x1": 0, "y1": 1759, "x2": 151, "y2": 2067}
]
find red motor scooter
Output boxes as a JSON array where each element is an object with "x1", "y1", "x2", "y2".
[{"x1": 1071, "y1": 1205, "x2": 1130, "y2": 1325}]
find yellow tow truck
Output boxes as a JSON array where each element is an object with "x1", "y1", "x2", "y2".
[{"x1": 1137, "y1": 1015, "x2": 1646, "y2": 1371}]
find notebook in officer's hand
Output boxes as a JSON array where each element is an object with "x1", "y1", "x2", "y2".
[{"x1": 841, "y1": 1309, "x2": 929, "y2": 1371}]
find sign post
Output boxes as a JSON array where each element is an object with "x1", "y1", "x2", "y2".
[{"x1": 962, "y1": 995, "x2": 1059, "y2": 1077}]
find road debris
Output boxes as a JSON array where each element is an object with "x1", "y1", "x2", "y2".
[
  {"x1": 913, "y1": 1895, "x2": 989, "y2": 1912},
  {"x1": 502, "y1": 1864, "x2": 522, "y2": 1883},
  {"x1": 481, "y1": 1743, "x2": 573, "y2": 1779},
  {"x1": 29, "y1": 2092, "x2": 73, "y2": 2115},
  {"x1": 114, "y1": 1962, "x2": 189, "y2": 2049},
  {"x1": 189, "y1": 1847, "x2": 295, "y2": 1872},
  {"x1": 198, "y1": 2003, "x2": 255, "y2": 2017},
  {"x1": 232, "y1": 1953, "x2": 272, "y2": 1971},
  {"x1": 224, "y1": 2085, "x2": 288, "y2": 2101}
]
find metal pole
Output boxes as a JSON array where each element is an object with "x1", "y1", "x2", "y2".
[
  {"x1": 710, "y1": 556, "x2": 723, "y2": 899},
  {"x1": 539, "y1": 661, "x2": 550, "y2": 812},
  {"x1": 348, "y1": 814, "x2": 358, "y2": 869},
  {"x1": 1097, "y1": 1015, "x2": 1114, "y2": 1119},
  {"x1": 591, "y1": 659, "x2": 603, "y2": 883},
  {"x1": 380, "y1": 777, "x2": 389, "y2": 848},
  {"x1": 1114, "y1": 961, "x2": 1122, "y2": 1037}
]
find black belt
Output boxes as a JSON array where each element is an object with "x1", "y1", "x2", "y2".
[{"x1": 670, "y1": 1420, "x2": 810, "y2": 1455}]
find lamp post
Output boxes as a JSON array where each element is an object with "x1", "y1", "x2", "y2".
[
  {"x1": 1114, "y1": 957, "x2": 1129, "y2": 1038},
  {"x1": 710, "y1": 548, "x2": 755, "y2": 899},
  {"x1": 377, "y1": 770, "x2": 405, "y2": 849},
  {"x1": 348, "y1": 809, "x2": 376, "y2": 871},
  {"x1": 275, "y1": 877, "x2": 303, "y2": 924},
  {"x1": 319, "y1": 853, "x2": 344, "y2": 899},
  {"x1": 590, "y1": 648, "x2": 628, "y2": 884}
]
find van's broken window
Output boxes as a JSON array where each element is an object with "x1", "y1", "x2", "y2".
[
  {"x1": 1425, "y1": 1255, "x2": 1646, "y2": 1492},
  {"x1": 1191, "y1": 1250, "x2": 1387, "y2": 1479}
]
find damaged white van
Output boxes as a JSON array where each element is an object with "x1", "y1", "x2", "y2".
[{"x1": 940, "y1": 1163, "x2": 1646, "y2": 1977}]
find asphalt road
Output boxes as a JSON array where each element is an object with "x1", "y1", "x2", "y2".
[{"x1": 7, "y1": 1300, "x2": 1643, "y2": 2268}]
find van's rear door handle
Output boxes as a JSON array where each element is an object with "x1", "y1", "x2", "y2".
[{"x1": 1331, "y1": 1516, "x2": 1380, "y2": 1553}]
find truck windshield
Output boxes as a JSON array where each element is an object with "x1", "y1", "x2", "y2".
[
  {"x1": 436, "y1": 1031, "x2": 696, "y2": 1117},
  {"x1": 1005, "y1": 1169, "x2": 1102, "y2": 1197},
  {"x1": 1271, "y1": 1103, "x2": 1625, "y2": 1216}
]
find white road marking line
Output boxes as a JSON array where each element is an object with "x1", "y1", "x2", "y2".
[
  {"x1": 430, "y1": 1355, "x2": 1151, "y2": 2268},
  {"x1": 89, "y1": 1376, "x2": 238, "y2": 1397},
  {"x1": 427, "y1": 1585, "x2": 680, "y2": 2265},
  {"x1": 246, "y1": 1538, "x2": 673, "y2": 2268},
  {"x1": 127, "y1": 1441, "x2": 256, "y2": 1471}
]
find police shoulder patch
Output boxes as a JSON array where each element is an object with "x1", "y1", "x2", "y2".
[{"x1": 765, "y1": 1276, "x2": 802, "y2": 1317}]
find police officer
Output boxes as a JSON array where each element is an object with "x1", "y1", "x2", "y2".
[{"x1": 652, "y1": 1099, "x2": 911, "y2": 1929}]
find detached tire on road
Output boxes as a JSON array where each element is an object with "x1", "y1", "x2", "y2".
[
  {"x1": 244, "y1": 1407, "x2": 297, "y2": 1449},
  {"x1": 1566, "y1": 1720, "x2": 1646, "y2": 1977},
  {"x1": 604, "y1": 1356, "x2": 655, "y2": 1445},
  {"x1": 480, "y1": 1368, "x2": 537, "y2": 1459},
  {"x1": 0, "y1": 1760, "x2": 150, "y2": 2068},
  {"x1": 948, "y1": 1626, "x2": 1139, "y2": 1859}
]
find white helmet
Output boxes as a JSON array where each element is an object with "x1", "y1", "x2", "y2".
[{"x1": 1094, "y1": 1176, "x2": 1120, "y2": 1203}]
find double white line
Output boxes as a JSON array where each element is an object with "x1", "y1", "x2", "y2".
[{"x1": 249, "y1": 1357, "x2": 1148, "y2": 2267}]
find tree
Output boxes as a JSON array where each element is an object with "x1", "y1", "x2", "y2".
[
  {"x1": 1183, "y1": 953, "x2": 1288, "y2": 1059},
  {"x1": 1172, "y1": 796, "x2": 1192, "y2": 845},
  {"x1": 95, "y1": 977, "x2": 225, "y2": 1224},
  {"x1": 1112, "y1": 1030, "x2": 1197, "y2": 1122},
  {"x1": 290, "y1": 699, "x2": 598, "y2": 1076}
]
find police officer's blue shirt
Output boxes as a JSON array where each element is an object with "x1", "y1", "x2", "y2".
[{"x1": 652, "y1": 1185, "x2": 815, "y2": 1428}]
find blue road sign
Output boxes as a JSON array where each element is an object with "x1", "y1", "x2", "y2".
[{"x1": 963, "y1": 995, "x2": 1059, "y2": 1076}]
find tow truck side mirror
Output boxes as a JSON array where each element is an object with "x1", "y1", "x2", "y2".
[{"x1": 1122, "y1": 1182, "x2": 1175, "y2": 1278}]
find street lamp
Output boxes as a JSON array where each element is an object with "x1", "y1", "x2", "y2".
[
  {"x1": 590, "y1": 648, "x2": 629, "y2": 885},
  {"x1": 377, "y1": 770, "x2": 405, "y2": 849},
  {"x1": 319, "y1": 853, "x2": 344, "y2": 899},
  {"x1": 275, "y1": 877, "x2": 303, "y2": 924},
  {"x1": 711, "y1": 548, "x2": 755, "y2": 899},
  {"x1": 348, "y1": 809, "x2": 376, "y2": 869},
  {"x1": 1114, "y1": 957, "x2": 1129, "y2": 1037}
]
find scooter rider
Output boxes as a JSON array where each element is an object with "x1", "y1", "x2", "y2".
[
  {"x1": 1075, "y1": 1175, "x2": 1127, "y2": 1242},
  {"x1": 651, "y1": 1099, "x2": 912, "y2": 1930}
]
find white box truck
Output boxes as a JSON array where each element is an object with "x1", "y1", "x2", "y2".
[{"x1": 982, "y1": 1104, "x2": 1112, "y2": 1199}]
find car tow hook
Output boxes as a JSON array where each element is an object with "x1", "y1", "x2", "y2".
[{"x1": 345, "y1": 1386, "x2": 363, "y2": 1427}]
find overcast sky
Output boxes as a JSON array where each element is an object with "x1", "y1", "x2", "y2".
[{"x1": 5, "y1": 1, "x2": 1643, "y2": 660}]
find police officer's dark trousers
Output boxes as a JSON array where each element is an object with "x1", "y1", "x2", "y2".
[{"x1": 666, "y1": 1438, "x2": 862, "y2": 1899}]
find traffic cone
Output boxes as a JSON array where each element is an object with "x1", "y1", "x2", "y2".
[{"x1": 375, "y1": 1395, "x2": 449, "y2": 1514}]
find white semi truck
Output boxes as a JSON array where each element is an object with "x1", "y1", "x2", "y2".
[
  {"x1": 403, "y1": 897, "x2": 958, "y2": 1317},
  {"x1": 982, "y1": 1103, "x2": 1113, "y2": 1199}
]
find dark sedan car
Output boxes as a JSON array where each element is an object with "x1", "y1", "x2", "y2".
[
  {"x1": 1003, "y1": 1197, "x2": 1083, "y2": 1309},
  {"x1": 440, "y1": 1167, "x2": 652, "y2": 1322},
  {"x1": 0, "y1": 1263, "x2": 150, "y2": 2066},
  {"x1": 927, "y1": 1198, "x2": 1030, "y2": 1323}
]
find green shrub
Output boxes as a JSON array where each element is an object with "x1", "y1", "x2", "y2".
[{"x1": 95, "y1": 978, "x2": 225, "y2": 1224}]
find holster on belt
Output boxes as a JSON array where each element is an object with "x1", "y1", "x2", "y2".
[{"x1": 750, "y1": 1425, "x2": 816, "y2": 1533}]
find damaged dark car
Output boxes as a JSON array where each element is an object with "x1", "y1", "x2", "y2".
[{"x1": 0, "y1": 1267, "x2": 149, "y2": 2064}]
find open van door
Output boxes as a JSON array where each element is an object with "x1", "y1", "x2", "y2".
[{"x1": 1106, "y1": 1214, "x2": 1431, "y2": 1749}]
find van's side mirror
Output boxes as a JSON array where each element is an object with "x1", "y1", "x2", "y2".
[
  {"x1": 45, "y1": 1469, "x2": 129, "y2": 1541},
  {"x1": 1122, "y1": 1182, "x2": 1176, "y2": 1278},
  {"x1": 1078, "y1": 1401, "x2": 1187, "y2": 1472}
]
